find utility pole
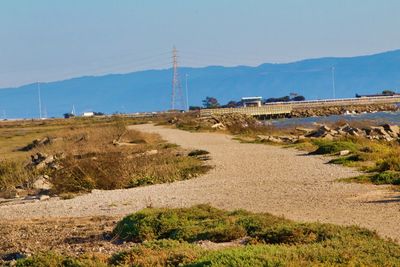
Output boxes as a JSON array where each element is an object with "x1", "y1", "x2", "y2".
[
  {"x1": 171, "y1": 46, "x2": 186, "y2": 111},
  {"x1": 331, "y1": 66, "x2": 336, "y2": 99},
  {"x1": 37, "y1": 82, "x2": 42, "y2": 119},
  {"x1": 185, "y1": 74, "x2": 189, "y2": 111}
]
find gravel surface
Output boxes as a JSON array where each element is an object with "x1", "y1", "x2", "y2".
[{"x1": 1, "y1": 124, "x2": 399, "y2": 241}]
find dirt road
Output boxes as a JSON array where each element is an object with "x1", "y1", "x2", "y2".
[{"x1": 1, "y1": 124, "x2": 399, "y2": 241}]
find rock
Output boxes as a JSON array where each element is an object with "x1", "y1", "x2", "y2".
[
  {"x1": 339, "y1": 150, "x2": 350, "y2": 156},
  {"x1": 295, "y1": 127, "x2": 314, "y2": 133},
  {"x1": 29, "y1": 153, "x2": 56, "y2": 170},
  {"x1": 322, "y1": 134, "x2": 334, "y2": 140},
  {"x1": 382, "y1": 124, "x2": 400, "y2": 137},
  {"x1": 268, "y1": 136, "x2": 283, "y2": 143},
  {"x1": 144, "y1": 149, "x2": 159, "y2": 156},
  {"x1": 39, "y1": 195, "x2": 50, "y2": 201},
  {"x1": 257, "y1": 135, "x2": 271, "y2": 141},
  {"x1": 298, "y1": 135, "x2": 306, "y2": 140},
  {"x1": 113, "y1": 141, "x2": 138, "y2": 147},
  {"x1": 19, "y1": 137, "x2": 52, "y2": 151},
  {"x1": 370, "y1": 126, "x2": 388, "y2": 136},
  {"x1": 306, "y1": 125, "x2": 332, "y2": 138},
  {"x1": 279, "y1": 135, "x2": 297, "y2": 143},
  {"x1": 0, "y1": 189, "x2": 19, "y2": 199},
  {"x1": 32, "y1": 175, "x2": 52, "y2": 190},
  {"x1": 211, "y1": 122, "x2": 226, "y2": 130},
  {"x1": 2, "y1": 252, "x2": 27, "y2": 261}
]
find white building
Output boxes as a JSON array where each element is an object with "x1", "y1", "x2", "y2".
[
  {"x1": 82, "y1": 112, "x2": 95, "y2": 117},
  {"x1": 241, "y1": 96, "x2": 262, "y2": 107}
]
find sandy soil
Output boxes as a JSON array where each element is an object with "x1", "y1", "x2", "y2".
[
  {"x1": 0, "y1": 216, "x2": 130, "y2": 258},
  {"x1": 1, "y1": 124, "x2": 399, "y2": 242}
]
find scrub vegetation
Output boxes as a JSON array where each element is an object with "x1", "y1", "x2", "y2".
[
  {"x1": 0, "y1": 116, "x2": 211, "y2": 197},
  {"x1": 12, "y1": 205, "x2": 400, "y2": 266}
]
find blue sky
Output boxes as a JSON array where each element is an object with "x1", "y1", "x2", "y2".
[{"x1": 0, "y1": 0, "x2": 399, "y2": 87}]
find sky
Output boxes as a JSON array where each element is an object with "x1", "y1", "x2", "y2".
[{"x1": 0, "y1": 0, "x2": 399, "y2": 88}]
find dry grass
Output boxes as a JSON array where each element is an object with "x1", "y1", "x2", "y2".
[{"x1": 0, "y1": 116, "x2": 211, "y2": 195}]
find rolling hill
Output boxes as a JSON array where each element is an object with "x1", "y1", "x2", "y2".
[{"x1": 0, "y1": 49, "x2": 399, "y2": 119}]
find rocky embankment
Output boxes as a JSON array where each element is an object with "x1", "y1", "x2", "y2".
[
  {"x1": 291, "y1": 104, "x2": 398, "y2": 117},
  {"x1": 258, "y1": 123, "x2": 400, "y2": 144}
]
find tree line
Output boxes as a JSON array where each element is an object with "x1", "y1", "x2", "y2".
[{"x1": 191, "y1": 95, "x2": 306, "y2": 110}]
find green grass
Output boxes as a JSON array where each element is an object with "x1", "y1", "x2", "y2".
[
  {"x1": 14, "y1": 252, "x2": 107, "y2": 267},
  {"x1": 328, "y1": 154, "x2": 362, "y2": 166},
  {"x1": 371, "y1": 171, "x2": 400, "y2": 185},
  {"x1": 110, "y1": 240, "x2": 203, "y2": 267},
  {"x1": 112, "y1": 204, "x2": 286, "y2": 243},
  {"x1": 310, "y1": 139, "x2": 360, "y2": 155},
  {"x1": 15, "y1": 205, "x2": 400, "y2": 266}
]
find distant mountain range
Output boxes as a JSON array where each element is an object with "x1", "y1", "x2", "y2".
[{"x1": 1, "y1": 49, "x2": 400, "y2": 119}]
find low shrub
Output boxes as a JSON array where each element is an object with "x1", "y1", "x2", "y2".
[
  {"x1": 188, "y1": 150, "x2": 210, "y2": 157},
  {"x1": 14, "y1": 252, "x2": 107, "y2": 267},
  {"x1": 311, "y1": 140, "x2": 360, "y2": 155},
  {"x1": 373, "y1": 153, "x2": 400, "y2": 172},
  {"x1": 328, "y1": 154, "x2": 361, "y2": 165},
  {"x1": 113, "y1": 205, "x2": 299, "y2": 243},
  {"x1": 371, "y1": 171, "x2": 400, "y2": 185},
  {"x1": 14, "y1": 205, "x2": 400, "y2": 266},
  {"x1": 113, "y1": 205, "x2": 373, "y2": 247},
  {"x1": 109, "y1": 240, "x2": 203, "y2": 267},
  {"x1": 260, "y1": 223, "x2": 335, "y2": 245},
  {"x1": 112, "y1": 205, "x2": 256, "y2": 243}
]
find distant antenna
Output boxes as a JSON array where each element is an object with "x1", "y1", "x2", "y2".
[
  {"x1": 171, "y1": 46, "x2": 186, "y2": 110},
  {"x1": 37, "y1": 82, "x2": 42, "y2": 119},
  {"x1": 331, "y1": 67, "x2": 336, "y2": 99},
  {"x1": 185, "y1": 74, "x2": 189, "y2": 111},
  {"x1": 71, "y1": 105, "x2": 76, "y2": 115},
  {"x1": 43, "y1": 105, "x2": 47, "y2": 119}
]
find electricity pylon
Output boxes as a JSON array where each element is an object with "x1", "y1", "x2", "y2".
[{"x1": 171, "y1": 46, "x2": 186, "y2": 111}]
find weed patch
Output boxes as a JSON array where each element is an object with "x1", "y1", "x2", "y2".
[
  {"x1": 14, "y1": 205, "x2": 400, "y2": 266},
  {"x1": 310, "y1": 139, "x2": 360, "y2": 155}
]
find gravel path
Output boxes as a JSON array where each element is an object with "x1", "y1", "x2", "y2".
[{"x1": 1, "y1": 124, "x2": 400, "y2": 241}]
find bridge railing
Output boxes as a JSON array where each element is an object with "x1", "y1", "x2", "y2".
[
  {"x1": 200, "y1": 105, "x2": 293, "y2": 117},
  {"x1": 265, "y1": 95, "x2": 400, "y2": 108}
]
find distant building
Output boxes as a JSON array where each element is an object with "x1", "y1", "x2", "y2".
[
  {"x1": 241, "y1": 96, "x2": 262, "y2": 107},
  {"x1": 82, "y1": 112, "x2": 95, "y2": 117}
]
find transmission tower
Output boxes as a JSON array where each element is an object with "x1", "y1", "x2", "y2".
[{"x1": 171, "y1": 46, "x2": 186, "y2": 110}]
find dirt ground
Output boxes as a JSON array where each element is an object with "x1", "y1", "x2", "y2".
[
  {"x1": 1, "y1": 124, "x2": 400, "y2": 249},
  {"x1": 0, "y1": 216, "x2": 134, "y2": 260}
]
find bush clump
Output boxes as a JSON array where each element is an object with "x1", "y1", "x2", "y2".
[
  {"x1": 113, "y1": 205, "x2": 373, "y2": 246},
  {"x1": 14, "y1": 252, "x2": 107, "y2": 267},
  {"x1": 188, "y1": 150, "x2": 210, "y2": 157},
  {"x1": 110, "y1": 240, "x2": 203, "y2": 267},
  {"x1": 374, "y1": 154, "x2": 400, "y2": 172},
  {"x1": 328, "y1": 154, "x2": 361, "y2": 165},
  {"x1": 371, "y1": 171, "x2": 400, "y2": 185},
  {"x1": 311, "y1": 140, "x2": 360, "y2": 155},
  {"x1": 14, "y1": 205, "x2": 400, "y2": 267},
  {"x1": 113, "y1": 205, "x2": 293, "y2": 243}
]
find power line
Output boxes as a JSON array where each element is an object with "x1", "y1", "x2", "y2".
[
  {"x1": 37, "y1": 82, "x2": 42, "y2": 119},
  {"x1": 332, "y1": 66, "x2": 336, "y2": 99}
]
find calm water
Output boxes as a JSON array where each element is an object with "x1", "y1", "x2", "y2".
[{"x1": 269, "y1": 111, "x2": 400, "y2": 127}]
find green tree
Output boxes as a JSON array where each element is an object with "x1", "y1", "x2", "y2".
[
  {"x1": 382, "y1": 90, "x2": 396, "y2": 95},
  {"x1": 202, "y1": 97, "x2": 220, "y2": 108}
]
